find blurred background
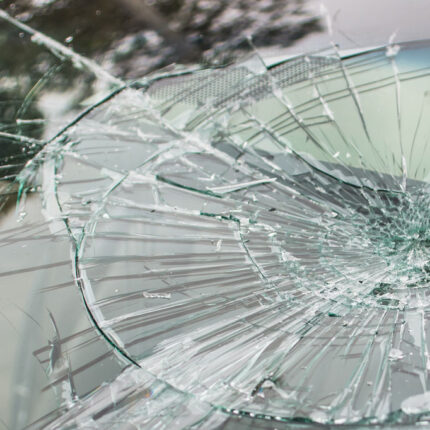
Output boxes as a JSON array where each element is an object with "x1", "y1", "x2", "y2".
[
  {"x1": 0, "y1": 0, "x2": 323, "y2": 79},
  {"x1": 1, "y1": 0, "x2": 430, "y2": 79}
]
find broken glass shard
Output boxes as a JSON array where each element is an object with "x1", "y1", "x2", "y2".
[{"x1": 2, "y1": 12, "x2": 430, "y2": 429}]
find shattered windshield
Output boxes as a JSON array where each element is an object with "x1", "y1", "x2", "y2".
[{"x1": 2, "y1": 1, "x2": 430, "y2": 429}]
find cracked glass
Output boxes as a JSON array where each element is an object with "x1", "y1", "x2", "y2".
[{"x1": 2, "y1": 1, "x2": 430, "y2": 429}]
